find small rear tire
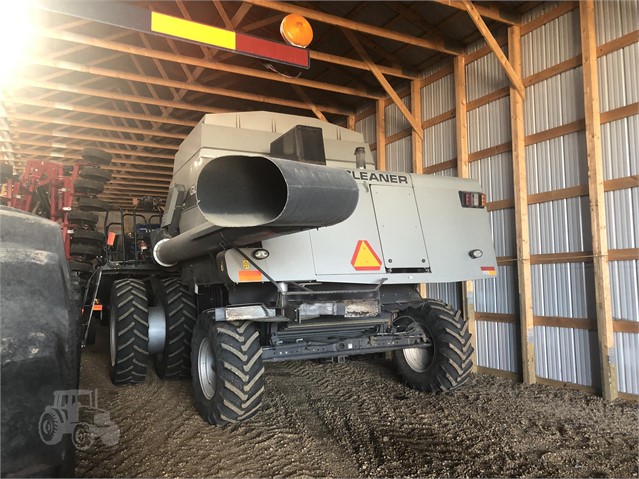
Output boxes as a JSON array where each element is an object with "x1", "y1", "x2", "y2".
[
  {"x1": 392, "y1": 300, "x2": 473, "y2": 393},
  {"x1": 81, "y1": 148, "x2": 112, "y2": 166},
  {"x1": 191, "y1": 318, "x2": 265, "y2": 425},
  {"x1": 71, "y1": 230, "x2": 104, "y2": 246},
  {"x1": 79, "y1": 167, "x2": 112, "y2": 182},
  {"x1": 77, "y1": 197, "x2": 110, "y2": 213},
  {"x1": 67, "y1": 210, "x2": 98, "y2": 229},
  {"x1": 74, "y1": 178, "x2": 105, "y2": 195},
  {"x1": 109, "y1": 279, "x2": 149, "y2": 385}
]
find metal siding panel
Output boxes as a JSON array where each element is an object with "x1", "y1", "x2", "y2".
[
  {"x1": 522, "y1": 9, "x2": 581, "y2": 77},
  {"x1": 610, "y1": 260, "x2": 639, "y2": 321},
  {"x1": 595, "y1": 0, "x2": 639, "y2": 45},
  {"x1": 384, "y1": 95, "x2": 411, "y2": 137},
  {"x1": 602, "y1": 115, "x2": 639, "y2": 180},
  {"x1": 475, "y1": 264, "x2": 517, "y2": 314},
  {"x1": 615, "y1": 332, "x2": 639, "y2": 394},
  {"x1": 466, "y1": 51, "x2": 509, "y2": 102},
  {"x1": 432, "y1": 167, "x2": 457, "y2": 177},
  {"x1": 524, "y1": 67, "x2": 584, "y2": 136},
  {"x1": 528, "y1": 197, "x2": 592, "y2": 254},
  {"x1": 469, "y1": 152, "x2": 514, "y2": 202},
  {"x1": 605, "y1": 187, "x2": 639, "y2": 250},
  {"x1": 467, "y1": 97, "x2": 511, "y2": 154},
  {"x1": 534, "y1": 326, "x2": 595, "y2": 386},
  {"x1": 475, "y1": 321, "x2": 519, "y2": 372},
  {"x1": 422, "y1": 74, "x2": 455, "y2": 121},
  {"x1": 423, "y1": 118, "x2": 456, "y2": 166},
  {"x1": 385, "y1": 137, "x2": 412, "y2": 173},
  {"x1": 355, "y1": 114, "x2": 376, "y2": 146},
  {"x1": 598, "y1": 43, "x2": 639, "y2": 112},
  {"x1": 484, "y1": 208, "x2": 516, "y2": 258},
  {"x1": 531, "y1": 263, "x2": 595, "y2": 318},
  {"x1": 525, "y1": 131, "x2": 588, "y2": 194}
]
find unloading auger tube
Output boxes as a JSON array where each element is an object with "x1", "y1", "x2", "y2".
[{"x1": 153, "y1": 155, "x2": 359, "y2": 266}]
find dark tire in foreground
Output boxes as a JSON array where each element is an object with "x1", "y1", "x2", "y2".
[
  {"x1": 0, "y1": 207, "x2": 78, "y2": 477},
  {"x1": 109, "y1": 279, "x2": 149, "y2": 385},
  {"x1": 154, "y1": 278, "x2": 197, "y2": 379},
  {"x1": 192, "y1": 318, "x2": 265, "y2": 425},
  {"x1": 392, "y1": 300, "x2": 473, "y2": 393}
]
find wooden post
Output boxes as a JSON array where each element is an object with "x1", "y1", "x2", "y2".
[
  {"x1": 411, "y1": 79, "x2": 424, "y2": 174},
  {"x1": 509, "y1": 24, "x2": 536, "y2": 384},
  {"x1": 580, "y1": 0, "x2": 618, "y2": 400},
  {"x1": 376, "y1": 99, "x2": 386, "y2": 171},
  {"x1": 454, "y1": 54, "x2": 477, "y2": 372},
  {"x1": 347, "y1": 115, "x2": 356, "y2": 131}
]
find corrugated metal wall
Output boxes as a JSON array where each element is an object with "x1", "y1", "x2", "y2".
[
  {"x1": 353, "y1": 0, "x2": 637, "y2": 397},
  {"x1": 596, "y1": 0, "x2": 639, "y2": 396}
]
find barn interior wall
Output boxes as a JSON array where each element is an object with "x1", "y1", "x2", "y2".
[{"x1": 354, "y1": 0, "x2": 638, "y2": 397}]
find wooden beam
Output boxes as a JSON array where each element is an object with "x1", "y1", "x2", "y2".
[
  {"x1": 580, "y1": 0, "x2": 617, "y2": 401},
  {"x1": 376, "y1": 99, "x2": 386, "y2": 171},
  {"x1": 10, "y1": 126, "x2": 180, "y2": 151},
  {"x1": 5, "y1": 96, "x2": 196, "y2": 128},
  {"x1": 347, "y1": 115, "x2": 356, "y2": 131},
  {"x1": 343, "y1": 30, "x2": 423, "y2": 140},
  {"x1": 461, "y1": 0, "x2": 526, "y2": 99},
  {"x1": 244, "y1": 0, "x2": 461, "y2": 55},
  {"x1": 432, "y1": 0, "x2": 521, "y2": 25},
  {"x1": 27, "y1": 56, "x2": 353, "y2": 116},
  {"x1": 38, "y1": 28, "x2": 383, "y2": 100},
  {"x1": 411, "y1": 80, "x2": 424, "y2": 174},
  {"x1": 292, "y1": 85, "x2": 326, "y2": 122},
  {"x1": 454, "y1": 54, "x2": 477, "y2": 373},
  {"x1": 509, "y1": 24, "x2": 536, "y2": 385}
]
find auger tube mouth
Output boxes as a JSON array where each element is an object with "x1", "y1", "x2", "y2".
[{"x1": 196, "y1": 155, "x2": 287, "y2": 227}]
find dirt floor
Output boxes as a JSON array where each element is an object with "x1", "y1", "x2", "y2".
[{"x1": 78, "y1": 327, "x2": 638, "y2": 478}]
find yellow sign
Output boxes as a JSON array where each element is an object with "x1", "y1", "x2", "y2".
[{"x1": 351, "y1": 240, "x2": 382, "y2": 271}]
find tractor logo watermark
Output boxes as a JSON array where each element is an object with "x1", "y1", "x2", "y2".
[{"x1": 38, "y1": 389, "x2": 119, "y2": 451}]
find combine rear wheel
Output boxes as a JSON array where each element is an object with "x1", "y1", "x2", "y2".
[
  {"x1": 109, "y1": 279, "x2": 149, "y2": 385},
  {"x1": 191, "y1": 318, "x2": 265, "y2": 425},
  {"x1": 154, "y1": 278, "x2": 197, "y2": 379},
  {"x1": 392, "y1": 300, "x2": 473, "y2": 393}
]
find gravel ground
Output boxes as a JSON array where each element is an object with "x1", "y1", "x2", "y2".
[{"x1": 78, "y1": 327, "x2": 638, "y2": 478}]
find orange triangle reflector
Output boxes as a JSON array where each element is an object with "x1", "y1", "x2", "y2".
[{"x1": 351, "y1": 240, "x2": 382, "y2": 271}]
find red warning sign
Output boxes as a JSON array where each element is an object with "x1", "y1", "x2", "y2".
[{"x1": 351, "y1": 240, "x2": 382, "y2": 271}]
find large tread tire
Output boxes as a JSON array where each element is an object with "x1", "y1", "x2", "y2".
[
  {"x1": 74, "y1": 178, "x2": 105, "y2": 195},
  {"x1": 81, "y1": 147, "x2": 112, "y2": 166},
  {"x1": 77, "y1": 197, "x2": 110, "y2": 212},
  {"x1": 191, "y1": 318, "x2": 265, "y2": 425},
  {"x1": 79, "y1": 167, "x2": 112, "y2": 182},
  {"x1": 0, "y1": 207, "x2": 78, "y2": 477},
  {"x1": 67, "y1": 210, "x2": 98, "y2": 229},
  {"x1": 109, "y1": 279, "x2": 149, "y2": 385},
  {"x1": 154, "y1": 278, "x2": 197, "y2": 379},
  {"x1": 392, "y1": 300, "x2": 473, "y2": 393}
]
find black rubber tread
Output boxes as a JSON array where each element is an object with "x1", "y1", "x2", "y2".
[
  {"x1": 74, "y1": 178, "x2": 105, "y2": 195},
  {"x1": 71, "y1": 230, "x2": 105, "y2": 246},
  {"x1": 79, "y1": 167, "x2": 112, "y2": 182},
  {"x1": 191, "y1": 319, "x2": 265, "y2": 425},
  {"x1": 81, "y1": 148, "x2": 112, "y2": 166},
  {"x1": 70, "y1": 243, "x2": 102, "y2": 259},
  {"x1": 109, "y1": 279, "x2": 149, "y2": 385},
  {"x1": 77, "y1": 197, "x2": 110, "y2": 212},
  {"x1": 67, "y1": 210, "x2": 98, "y2": 228},
  {"x1": 154, "y1": 278, "x2": 197, "y2": 379},
  {"x1": 0, "y1": 162, "x2": 14, "y2": 182},
  {"x1": 392, "y1": 299, "x2": 473, "y2": 393}
]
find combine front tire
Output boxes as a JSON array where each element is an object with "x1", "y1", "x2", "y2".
[
  {"x1": 392, "y1": 300, "x2": 473, "y2": 393},
  {"x1": 109, "y1": 279, "x2": 149, "y2": 385},
  {"x1": 192, "y1": 318, "x2": 265, "y2": 425},
  {"x1": 154, "y1": 278, "x2": 197, "y2": 379}
]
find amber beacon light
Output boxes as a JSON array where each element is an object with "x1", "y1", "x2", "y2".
[{"x1": 280, "y1": 14, "x2": 313, "y2": 48}]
